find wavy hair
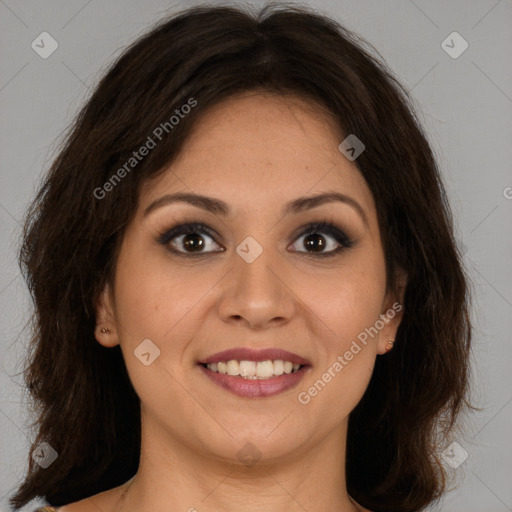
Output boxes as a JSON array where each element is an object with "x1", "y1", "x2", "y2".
[{"x1": 11, "y1": 3, "x2": 473, "y2": 511}]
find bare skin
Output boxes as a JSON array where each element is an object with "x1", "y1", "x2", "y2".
[{"x1": 60, "y1": 91, "x2": 405, "y2": 512}]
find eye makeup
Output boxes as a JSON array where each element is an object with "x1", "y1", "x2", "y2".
[{"x1": 155, "y1": 216, "x2": 357, "y2": 259}]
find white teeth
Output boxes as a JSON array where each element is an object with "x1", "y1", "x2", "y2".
[
  {"x1": 239, "y1": 360, "x2": 256, "y2": 377},
  {"x1": 227, "y1": 360, "x2": 239, "y2": 376},
  {"x1": 205, "y1": 359, "x2": 303, "y2": 379},
  {"x1": 273, "y1": 360, "x2": 284, "y2": 376},
  {"x1": 256, "y1": 360, "x2": 274, "y2": 378}
]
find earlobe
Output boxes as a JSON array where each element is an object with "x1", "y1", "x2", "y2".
[
  {"x1": 376, "y1": 306, "x2": 402, "y2": 355},
  {"x1": 94, "y1": 283, "x2": 119, "y2": 348},
  {"x1": 377, "y1": 269, "x2": 407, "y2": 355}
]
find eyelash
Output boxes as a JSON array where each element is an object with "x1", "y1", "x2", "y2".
[{"x1": 156, "y1": 219, "x2": 355, "y2": 258}]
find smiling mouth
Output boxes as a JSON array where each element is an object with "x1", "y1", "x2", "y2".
[{"x1": 200, "y1": 359, "x2": 304, "y2": 379}]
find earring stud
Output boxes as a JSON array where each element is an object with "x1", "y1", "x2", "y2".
[
  {"x1": 385, "y1": 340, "x2": 395, "y2": 352},
  {"x1": 101, "y1": 327, "x2": 110, "y2": 333}
]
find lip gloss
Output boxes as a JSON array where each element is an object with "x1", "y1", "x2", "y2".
[{"x1": 199, "y1": 364, "x2": 310, "y2": 398}]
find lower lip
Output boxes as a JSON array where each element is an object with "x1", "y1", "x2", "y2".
[{"x1": 199, "y1": 365, "x2": 310, "y2": 398}]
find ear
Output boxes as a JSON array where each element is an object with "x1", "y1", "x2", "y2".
[
  {"x1": 376, "y1": 268, "x2": 407, "y2": 355},
  {"x1": 94, "y1": 282, "x2": 120, "y2": 348}
]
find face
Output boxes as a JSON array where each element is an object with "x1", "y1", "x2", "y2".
[{"x1": 95, "y1": 91, "x2": 405, "y2": 467}]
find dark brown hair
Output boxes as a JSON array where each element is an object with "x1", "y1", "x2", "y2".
[{"x1": 11, "y1": 3, "x2": 473, "y2": 511}]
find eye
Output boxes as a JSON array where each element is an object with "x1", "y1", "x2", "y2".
[
  {"x1": 157, "y1": 219, "x2": 354, "y2": 258},
  {"x1": 288, "y1": 220, "x2": 354, "y2": 258},
  {"x1": 156, "y1": 222, "x2": 224, "y2": 256}
]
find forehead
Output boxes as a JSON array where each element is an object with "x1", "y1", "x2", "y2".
[{"x1": 140, "y1": 91, "x2": 375, "y2": 220}]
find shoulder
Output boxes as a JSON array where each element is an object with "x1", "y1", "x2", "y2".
[
  {"x1": 32, "y1": 505, "x2": 82, "y2": 512},
  {"x1": 38, "y1": 481, "x2": 130, "y2": 512},
  {"x1": 39, "y1": 497, "x2": 108, "y2": 512},
  {"x1": 34, "y1": 499, "x2": 102, "y2": 512},
  {"x1": 32, "y1": 494, "x2": 107, "y2": 512}
]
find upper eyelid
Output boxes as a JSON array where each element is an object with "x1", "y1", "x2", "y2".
[{"x1": 161, "y1": 220, "x2": 347, "y2": 236}]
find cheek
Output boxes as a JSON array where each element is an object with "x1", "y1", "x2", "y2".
[
  {"x1": 112, "y1": 253, "x2": 198, "y2": 412},
  {"x1": 297, "y1": 255, "x2": 386, "y2": 410},
  {"x1": 113, "y1": 235, "x2": 197, "y2": 339},
  {"x1": 297, "y1": 290, "x2": 381, "y2": 430},
  {"x1": 312, "y1": 281, "x2": 382, "y2": 382},
  {"x1": 307, "y1": 253, "x2": 387, "y2": 345}
]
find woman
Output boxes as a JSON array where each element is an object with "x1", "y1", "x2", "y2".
[{"x1": 11, "y1": 3, "x2": 472, "y2": 512}]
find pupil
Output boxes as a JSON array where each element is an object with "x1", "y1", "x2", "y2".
[
  {"x1": 183, "y1": 234, "x2": 204, "y2": 252},
  {"x1": 304, "y1": 234, "x2": 325, "y2": 252}
]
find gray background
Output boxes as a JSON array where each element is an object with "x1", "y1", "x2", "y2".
[{"x1": 1, "y1": 0, "x2": 511, "y2": 510}]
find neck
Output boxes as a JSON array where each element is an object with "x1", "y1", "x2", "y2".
[{"x1": 114, "y1": 416, "x2": 363, "y2": 512}]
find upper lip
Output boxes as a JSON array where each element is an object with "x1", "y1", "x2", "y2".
[{"x1": 199, "y1": 348, "x2": 311, "y2": 366}]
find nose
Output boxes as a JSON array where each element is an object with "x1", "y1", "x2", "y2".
[{"x1": 216, "y1": 245, "x2": 296, "y2": 330}]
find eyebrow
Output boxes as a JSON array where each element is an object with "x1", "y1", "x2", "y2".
[{"x1": 143, "y1": 191, "x2": 368, "y2": 226}]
